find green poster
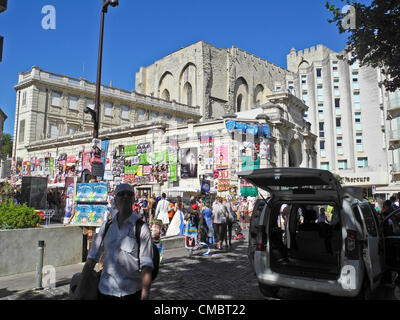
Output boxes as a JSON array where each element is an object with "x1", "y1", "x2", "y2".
[
  {"x1": 124, "y1": 145, "x2": 137, "y2": 157},
  {"x1": 139, "y1": 153, "x2": 149, "y2": 165},
  {"x1": 169, "y1": 163, "x2": 177, "y2": 182},
  {"x1": 169, "y1": 154, "x2": 178, "y2": 164},
  {"x1": 49, "y1": 158, "x2": 54, "y2": 174}
]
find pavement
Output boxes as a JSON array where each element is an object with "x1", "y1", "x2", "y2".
[{"x1": 0, "y1": 245, "x2": 189, "y2": 300}]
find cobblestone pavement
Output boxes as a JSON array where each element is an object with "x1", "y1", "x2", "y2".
[{"x1": 2, "y1": 228, "x2": 399, "y2": 300}]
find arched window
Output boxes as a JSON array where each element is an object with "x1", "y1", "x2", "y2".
[
  {"x1": 184, "y1": 82, "x2": 193, "y2": 106},
  {"x1": 161, "y1": 89, "x2": 170, "y2": 101},
  {"x1": 237, "y1": 94, "x2": 243, "y2": 112}
]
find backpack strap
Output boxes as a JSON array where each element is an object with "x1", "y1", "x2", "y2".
[
  {"x1": 136, "y1": 219, "x2": 144, "y2": 269},
  {"x1": 100, "y1": 219, "x2": 113, "y2": 247}
]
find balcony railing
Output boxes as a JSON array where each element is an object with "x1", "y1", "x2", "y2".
[
  {"x1": 392, "y1": 163, "x2": 400, "y2": 173},
  {"x1": 389, "y1": 129, "x2": 400, "y2": 141},
  {"x1": 387, "y1": 99, "x2": 400, "y2": 111}
]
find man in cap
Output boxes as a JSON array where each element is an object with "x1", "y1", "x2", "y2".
[{"x1": 76, "y1": 183, "x2": 153, "y2": 300}]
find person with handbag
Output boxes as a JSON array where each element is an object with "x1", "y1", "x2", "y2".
[{"x1": 74, "y1": 183, "x2": 154, "y2": 300}]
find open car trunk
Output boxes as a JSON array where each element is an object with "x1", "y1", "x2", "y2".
[
  {"x1": 238, "y1": 168, "x2": 343, "y2": 280},
  {"x1": 268, "y1": 201, "x2": 342, "y2": 280}
]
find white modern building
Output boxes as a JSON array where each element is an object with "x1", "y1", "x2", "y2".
[{"x1": 286, "y1": 44, "x2": 400, "y2": 197}]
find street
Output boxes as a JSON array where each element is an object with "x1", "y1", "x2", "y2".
[{"x1": 3, "y1": 229, "x2": 399, "y2": 301}]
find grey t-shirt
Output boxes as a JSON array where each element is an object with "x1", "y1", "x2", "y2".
[{"x1": 213, "y1": 202, "x2": 228, "y2": 224}]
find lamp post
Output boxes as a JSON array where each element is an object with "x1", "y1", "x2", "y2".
[{"x1": 85, "y1": 0, "x2": 119, "y2": 139}]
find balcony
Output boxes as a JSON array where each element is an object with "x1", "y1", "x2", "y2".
[
  {"x1": 392, "y1": 163, "x2": 400, "y2": 174},
  {"x1": 387, "y1": 99, "x2": 400, "y2": 112},
  {"x1": 389, "y1": 129, "x2": 400, "y2": 142}
]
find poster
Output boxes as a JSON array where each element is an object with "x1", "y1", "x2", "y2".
[
  {"x1": 200, "y1": 135, "x2": 214, "y2": 167},
  {"x1": 101, "y1": 140, "x2": 110, "y2": 176},
  {"x1": 260, "y1": 138, "x2": 271, "y2": 160},
  {"x1": 180, "y1": 148, "x2": 198, "y2": 178},
  {"x1": 92, "y1": 138, "x2": 102, "y2": 163},
  {"x1": 169, "y1": 163, "x2": 177, "y2": 182},
  {"x1": 73, "y1": 204, "x2": 91, "y2": 225},
  {"x1": 75, "y1": 183, "x2": 93, "y2": 202},
  {"x1": 90, "y1": 204, "x2": 107, "y2": 227},
  {"x1": 215, "y1": 145, "x2": 229, "y2": 169},
  {"x1": 124, "y1": 144, "x2": 137, "y2": 157},
  {"x1": 82, "y1": 152, "x2": 92, "y2": 172},
  {"x1": 92, "y1": 182, "x2": 108, "y2": 202},
  {"x1": 73, "y1": 204, "x2": 107, "y2": 227}
]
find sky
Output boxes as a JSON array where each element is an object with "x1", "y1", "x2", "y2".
[{"x1": 0, "y1": 0, "x2": 352, "y2": 136}]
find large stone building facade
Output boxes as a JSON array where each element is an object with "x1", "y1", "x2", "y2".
[
  {"x1": 135, "y1": 41, "x2": 290, "y2": 119},
  {"x1": 11, "y1": 42, "x2": 317, "y2": 196}
]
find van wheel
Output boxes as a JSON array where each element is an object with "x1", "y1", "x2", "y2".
[{"x1": 259, "y1": 283, "x2": 280, "y2": 298}]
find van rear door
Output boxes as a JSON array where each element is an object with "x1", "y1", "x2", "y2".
[
  {"x1": 238, "y1": 168, "x2": 341, "y2": 204},
  {"x1": 357, "y1": 203, "x2": 384, "y2": 289}
]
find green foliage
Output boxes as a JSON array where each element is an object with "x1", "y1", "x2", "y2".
[
  {"x1": 326, "y1": 0, "x2": 400, "y2": 91},
  {"x1": 1, "y1": 134, "x2": 12, "y2": 158},
  {"x1": 333, "y1": 173, "x2": 343, "y2": 185},
  {"x1": 0, "y1": 181, "x2": 14, "y2": 201},
  {"x1": 0, "y1": 199, "x2": 41, "y2": 229}
]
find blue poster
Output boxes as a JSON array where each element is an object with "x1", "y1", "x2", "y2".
[
  {"x1": 75, "y1": 183, "x2": 93, "y2": 202},
  {"x1": 90, "y1": 204, "x2": 107, "y2": 227},
  {"x1": 93, "y1": 183, "x2": 108, "y2": 202},
  {"x1": 101, "y1": 140, "x2": 110, "y2": 178},
  {"x1": 74, "y1": 204, "x2": 91, "y2": 225}
]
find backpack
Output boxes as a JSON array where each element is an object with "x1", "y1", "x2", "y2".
[{"x1": 136, "y1": 219, "x2": 160, "y2": 281}]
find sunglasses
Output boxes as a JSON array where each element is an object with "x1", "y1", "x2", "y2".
[{"x1": 116, "y1": 191, "x2": 134, "y2": 198}]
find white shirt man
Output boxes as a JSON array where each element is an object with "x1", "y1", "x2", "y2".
[{"x1": 155, "y1": 193, "x2": 170, "y2": 225}]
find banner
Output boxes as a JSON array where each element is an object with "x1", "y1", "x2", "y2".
[
  {"x1": 180, "y1": 148, "x2": 198, "y2": 178},
  {"x1": 101, "y1": 139, "x2": 110, "y2": 169},
  {"x1": 200, "y1": 135, "x2": 213, "y2": 167},
  {"x1": 215, "y1": 145, "x2": 229, "y2": 169},
  {"x1": 169, "y1": 163, "x2": 177, "y2": 182},
  {"x1": 124, "y1": 144, "x2": 137, "y2": 157},
  {"x1": 82, "y1": 152, "x2": 91, "y2": 172}
]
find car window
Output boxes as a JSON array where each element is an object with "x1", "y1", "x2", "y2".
[
  {"x1": 359, "y1": 204, "x2": 378, "y2": 237},
  {"x1": 352, "y1": 206, "x2": 363, "y2": 227}
]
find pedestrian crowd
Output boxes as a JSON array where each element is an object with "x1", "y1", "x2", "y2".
[{"x1": 100, "y1": 188, "x2": 256, "y2": 250}]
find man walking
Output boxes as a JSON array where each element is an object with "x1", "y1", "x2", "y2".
[
  {"x1": 155, "y1": 193, "x2": 170, "y2": 236},
  {"x1": 76, "y1": 184, "x2": 153, "y2": 300}
]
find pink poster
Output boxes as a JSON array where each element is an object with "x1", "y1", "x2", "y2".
[
  {"x1": 82, "y1": 152, "x2": 92, "y2": 171},
  {"x1": 215, "y1": 145, "x2": 229, "y2": 169}
]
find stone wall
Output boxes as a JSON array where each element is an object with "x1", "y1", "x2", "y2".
[{"x1": 0, "y1": 225, "x2": 83, "y2": 277}]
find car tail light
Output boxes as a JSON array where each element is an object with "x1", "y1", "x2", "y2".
[
  {"x1": 256, "y1": 225, "x2": 267, "y2": 251},
  {"x1": 345, "y1": 229, "x2": 361, "y2": 259}
]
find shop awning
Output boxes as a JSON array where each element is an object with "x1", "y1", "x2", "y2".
[
  {"x1": 48, "y1": 183, "x2": 65, "y2": 189},
  {"x1": 164, "y1": 187, "x2": 199, "y2": 193},
  {"x1": 375, "y1": 185, "x2": 400, "y2": 193}
]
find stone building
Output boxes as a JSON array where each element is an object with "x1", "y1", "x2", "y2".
[
  {"x1": 135, "y1": 41, "x2": 290, "y2": 119},
  {"x1": 11, "y1": 42, "x2": 317, "y2": 195}
]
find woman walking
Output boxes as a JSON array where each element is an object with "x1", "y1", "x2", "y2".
[{"x1": 212, "y1": 197, "x2": 228, "y2": 250}]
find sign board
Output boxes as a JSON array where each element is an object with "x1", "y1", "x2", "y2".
[
  {"x1": 91, "y1": 161, "x2": 104, "y2": 177},
  {"x1": 21, "y1": 176, "x2": 48, "y2": 209}
]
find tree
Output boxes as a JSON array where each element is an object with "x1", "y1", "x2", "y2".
[
  {"x1": 326, "y1": 0, "x2": 400, "y2": 91},
  {"x1": 1, "y1": 134, "x2": 12, "y2": 157}
]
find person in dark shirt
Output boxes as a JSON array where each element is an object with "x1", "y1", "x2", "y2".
[{"x1": 299, "y1": 209, "x2": 319, "y2": 232}]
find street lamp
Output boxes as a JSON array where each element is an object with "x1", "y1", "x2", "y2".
[{"x1": 84, "y1": 0, "x2": 119, "y2": 138}]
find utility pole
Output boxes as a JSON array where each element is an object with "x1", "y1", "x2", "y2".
[{"x1": 0, "y1": 0, "x2": 7, "y2": 62}]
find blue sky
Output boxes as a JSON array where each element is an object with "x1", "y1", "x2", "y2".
[{"x1": 0, "y1": 0, "x2": 350, "y2": 136}]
